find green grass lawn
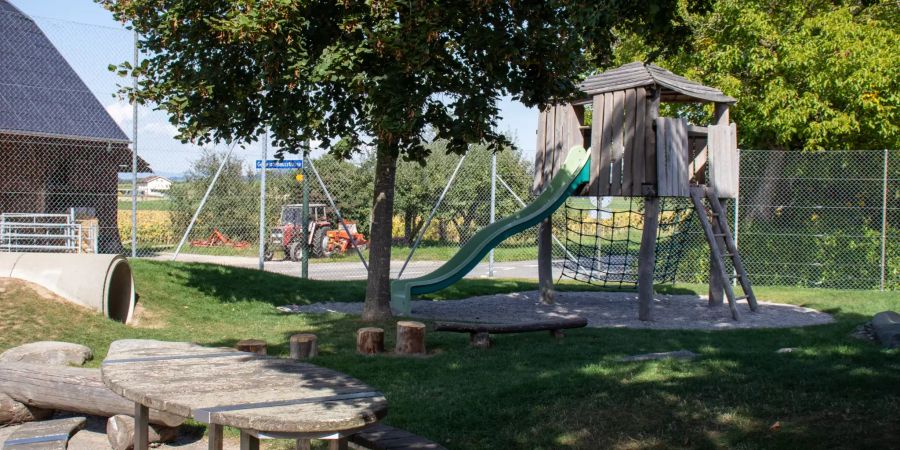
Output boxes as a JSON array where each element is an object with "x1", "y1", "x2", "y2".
[{"x1": 1, "y1": 260, "x2": 897, "y2": 449}]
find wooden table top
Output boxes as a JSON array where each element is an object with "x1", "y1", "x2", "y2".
[{"x1": 100, "y1": 340, "x2": 387, "y2": 434}]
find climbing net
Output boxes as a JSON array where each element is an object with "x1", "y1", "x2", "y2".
[{"x1": 560, "y1": 197, "x2": 696, "y2": 287}]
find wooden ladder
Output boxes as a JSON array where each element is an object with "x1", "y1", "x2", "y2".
[{"x1": 689, "y1": 186, "x2": 758, "y2": 320}]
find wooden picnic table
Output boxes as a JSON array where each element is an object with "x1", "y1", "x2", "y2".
[{"x1": 101, "y1": 339, "x2": 387, "y2": 450}]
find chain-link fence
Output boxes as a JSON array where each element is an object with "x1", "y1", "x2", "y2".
[{"x1": 1, "y1": 11, "x2": 896, "y2": 290}]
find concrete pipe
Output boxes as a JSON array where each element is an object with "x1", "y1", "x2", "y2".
[{"x1": 0, "y1": 253, "x2": 135, "y2": 324}]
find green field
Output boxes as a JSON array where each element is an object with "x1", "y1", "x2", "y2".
[
  {"x1": 117, "y1": 199, "x2": 174, "y2": 211},
  {"x1": 1, "y1": 260, "x2": 897, "y2": 449}
]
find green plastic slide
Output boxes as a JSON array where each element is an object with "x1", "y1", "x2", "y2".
[{"x1": 390, "y1": 146, "x2": 592, "y2": 315}]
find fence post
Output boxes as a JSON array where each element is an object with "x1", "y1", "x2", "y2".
[
  {"x1": 882, "y1": 148, "x2": 889, "y2": 291},
  {"x1": 172, "y1": 144, "x2": 236, "y2": 260},
  {"x1": 733, "y1": 149, "x2": 740, "y2": 286},
  {"x1": 301, "y1": 143, "x2": 310, "y2": 279},
  {"x1": 258, "y1": 133, "x2": 267, "y2": 270},
  {"x1": 489, "y1": 153, "x2": 496, "y2": 277},
  {"x1": 130, "y1": 30, "x2": 138, "y2": 258}
]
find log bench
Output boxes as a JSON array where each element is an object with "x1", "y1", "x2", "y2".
[
  {"x1": 434, "y1": 317, "x2": 588, "y2": 348},
  {"x1": 348, "y1": 424, "x2": 446, "y2": 450},
  {"x1": 1, "y1": 417, "x2": 85, "y2": 450}
]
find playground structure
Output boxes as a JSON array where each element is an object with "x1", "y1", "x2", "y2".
[{"x1": 391, "y1": 62, "x2": 757, "y2": 321}]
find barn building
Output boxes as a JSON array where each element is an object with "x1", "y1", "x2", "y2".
[{"x1": 0, "y1": 0, "x2": 149, "y2": 253}]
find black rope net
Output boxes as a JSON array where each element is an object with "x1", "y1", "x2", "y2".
[{"x1": 560, "y1": 196, "x2": 696, "y2": 287}]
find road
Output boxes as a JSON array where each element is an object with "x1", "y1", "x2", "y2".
[{"x1": 148, "y1": 253, "x2": 565, "y2": 281}]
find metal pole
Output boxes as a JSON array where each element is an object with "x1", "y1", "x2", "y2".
[
  {"x1": 496, "y1": 174, "x2": 577, "y2": 261},
  {"x1": 258, "y1": 132, "x2": 267, "y2": 270},
  {"x1": 301, "y1": 143, "x2": 309, "y2": 279},
  {"x1": 397, "y1": 154, "x2": 467, "y2": 279},
  {"x1": 489, "y1": 153, "x2": 496, "y2": 277},
  {"x1": 172, "y1": 144, "x2": 236, "y2": 260},
  {"x1": 307, "y1": 157, "x2": 368, "y2": 271},
  {"x1": 130, "y1": 30, "x2": 138, "y2": 257},
  {"x1": 733, "y1": 149, "x2": 740, "y2": 286},
  {"x1": 881, "y1": 148, "x2": 889, "y2": 291}
]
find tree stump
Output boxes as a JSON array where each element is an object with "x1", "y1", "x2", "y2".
[
  {"x1": 470, "y1": 332, "x2": 492, "y2": 349},
  {"x1": 395, "y1": 321, "x2": 426, "y2": 355},
  {"x1": 356, "y1": 328, "x2": 385, "y2": 355},
  {"x1": 290, "y1": 334, "x2": 318, "y2": 360},
  {"x1": 0, "y1": 392, "x2": 52, "y2": 425},
  {"x1": 235, "y1": 339, "x2": 267, "y2": 355},
  {"x1": 107, "y1": 414, "x2": 179, "y2": 450}
]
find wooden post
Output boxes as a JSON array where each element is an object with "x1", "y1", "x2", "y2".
[
  {"x1": 134, "y1": 403, "x2": 149, "y2": 450},
  {"x1": 240, "y1": 430, "x2": 260, "y2": 450},
  {"x1": 328, "y1": 438, "x2": 349, "y2": 450},
  {"x1": 356, "y1": 328, "x2": 385, "y2": 355},
  {"x1": 638, "y1": 196, "x2": 660, "y2": 321},
  {"x1": 709, "y1": 103, "x2": 730, "y2": 307},
  {"x1": 207, "y1": 423, "x2": 224, "y2": 450},
  {"x1": 537, "y1": 218, "x2": 554, "y2": 305},
  {"x1": 395, "y1": 321, "x2": 426, "y2": 355},
  {"x1": 235, "y1": 339, "x2": 267, "y2": 355},
  {"x1": 296, "y1": 439, "x2": 312, "y2": 450},
  {"x1": 290, "y1": 334, "x2": 318, "y2": 360}
]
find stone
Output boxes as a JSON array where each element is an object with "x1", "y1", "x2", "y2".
[
  {"x1": 0, "y1": 341, "x2": 92, "y2": 366},
  {"x1": 776, "y1": 347, "x2": 797, "y2": 354},
  {"x1": 871, "y1": 311, "x2": 900, "y2": 349},
  {"x1": 620, "y1": 350, "x2": 698, "y2": 362}
]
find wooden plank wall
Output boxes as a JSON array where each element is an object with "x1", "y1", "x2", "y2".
[
  {"x1": 533, "y1": 104, "x2": 584, "y2": 192},
  {"x1": 589, "y1": 87, "x2": 649, "y2": 196},
  {"x1": 707, "y1": 122, "x2": 739, "y2": 198},
  {"x1": 655, "y1": 117, "x2": 690, "y2": 197}
]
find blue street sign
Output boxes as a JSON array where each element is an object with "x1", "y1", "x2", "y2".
[{"x1": 256, "y1": 159, "x2": 303, "y2": 169}]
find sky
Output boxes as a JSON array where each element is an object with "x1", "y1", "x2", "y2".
[{"x1": 8, "y1": 0, "x2": 539, "y2": 175}]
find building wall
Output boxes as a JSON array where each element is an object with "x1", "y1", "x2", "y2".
[{"x1": 0, "y1": 133, "x2": 131, "y2": 253}]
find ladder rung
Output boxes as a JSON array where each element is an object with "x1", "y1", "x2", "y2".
[
  {"x1": 735, "y1": 295, "x2": 748, "y2": 301},
  {"x1": 729, "y1": 274, "x2": 740, "y2": 279},
  {"x1": 714, "y1": 233, "x2": 727, "y2": 237}
]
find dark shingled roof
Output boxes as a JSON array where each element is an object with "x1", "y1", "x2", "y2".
[
  {"x1": 0, "y1": 0, "x2": 129, "y2": 142},
  {"x1": 579, "y1": 62, "x2": 736, "y2": 104}
]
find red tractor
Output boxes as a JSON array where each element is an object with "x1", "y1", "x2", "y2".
[{"x1": 264, "y1": 203, "x2": 367, "y2": 261}]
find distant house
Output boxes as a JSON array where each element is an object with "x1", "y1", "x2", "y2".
[
  {"x1": 0, "y1": 0, "x2": 150, "y2": 253},
  {"x1": 139, "y1": 176, "x2": 172, "y2": 197}
]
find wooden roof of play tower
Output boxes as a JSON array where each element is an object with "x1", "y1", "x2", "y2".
[{"x1": 534, "y1": 62, "x2": 739, "y2": 199}]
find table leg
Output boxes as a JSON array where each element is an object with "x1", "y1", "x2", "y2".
[
  {"x1": 207, "y1": 423, "x2": 223, "y2": 450},
  {"x1": 328, "y1": 438, "x2": 348, "y2": 450},
  {"x1": 134, "y1": 402, "x2": 149, "y2": 450},
  {"x1": 240, "y1": 430, "x2": 260, "y2": 450}
]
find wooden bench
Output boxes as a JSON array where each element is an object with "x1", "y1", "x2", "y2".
[
  {"x1": 434, "y1": 317, "x2": 588, "y2": 348},
  {"x1": 2, "y1": 417, "x2": 85, "y2": 450},
  {"x1": 348, "y1": 424, "x2": 446, "y2": 450}
]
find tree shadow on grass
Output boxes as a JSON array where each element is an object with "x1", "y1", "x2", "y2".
[
  {"x1": 160, "y1": 261, "x2": 367, "y2": 306},
  {"x1": 369, "y1": 319, "x2": 898, "y2": 449}
]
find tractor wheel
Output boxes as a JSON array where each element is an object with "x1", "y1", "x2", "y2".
[
  {"x1": 312, "y1": 226, "x2": 333, "y2": 257},
  {"x1": 263, "y1": 244, "x2": 274, "y2": 261},
  {"x1": 289, "y1": 241, "x2": 304, "y2": 262}
]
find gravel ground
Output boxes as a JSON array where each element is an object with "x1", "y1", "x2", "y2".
[{"x1": 279, "y1": 290, "x2": 834, "y2": 330}]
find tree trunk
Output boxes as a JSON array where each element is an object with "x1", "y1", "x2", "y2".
[
  {"x1": 289, "y1": 334, "x2": 318, "y2": 360},
  {"x1": 746, "y1": 149, "x2": 785, "y2": 222},
  {"x1": 395, "y1": 321, "x2": 426, "y2": 355},
  {"x1": 363, "y1": 143, "x2": 399, "y2": 321},
  {"x1": 356, "y1": 328, "x2": 385, "y2": 355}
]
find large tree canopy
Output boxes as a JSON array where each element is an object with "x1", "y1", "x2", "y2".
[
  {"x1": 100, "y1": 0, "x2": 691, "y2": 319},
  {"x1": 613, "y1": 0, "x2": 899, "y2": 150}
]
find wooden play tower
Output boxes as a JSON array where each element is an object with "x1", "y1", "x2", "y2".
[{"x1": 533, "y1": 62, "x2": 758, "y2": 320}]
